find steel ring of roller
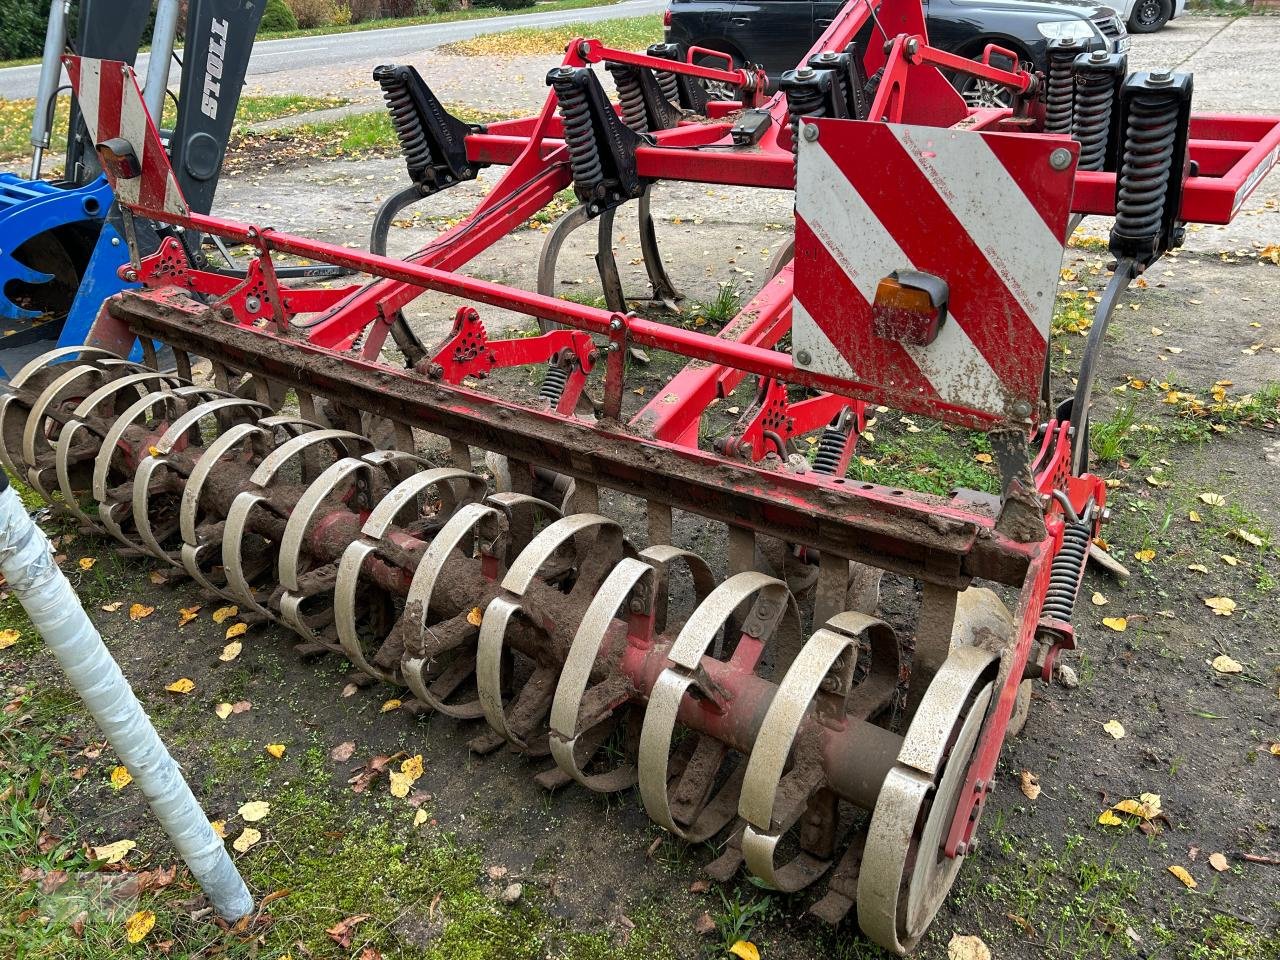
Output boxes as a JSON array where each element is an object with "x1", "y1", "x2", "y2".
[
  {"x1": 638, "y1": 572, "x2": 800, "y2": 841},
  {"x1": 477, "y1": 512, "x2": 625, "y2": 748},
  {"x1": 856, "y1": 644, "x2": 998, "y2": 954},
  {"x1": 739, "y1": 611, "x2": 894, "y2": 891},
  {"x1": 548, "y1": 544, "x2": 714, "y2": 792},
  {"x1": 333, "y1": 464, "x2": 487, "y2": 682},
  {"x1": 221, "y1": 428, "x2": 372, "y2": 621},
  {"x1": 51, "y1": 370, "x2": 184, "y2": 524},
  {"x1": 133, "y1": 395, "x2": 270, "y2": 563},
  {"x1": 92, "y1": 385, "x2": 211, "y2": 549}
]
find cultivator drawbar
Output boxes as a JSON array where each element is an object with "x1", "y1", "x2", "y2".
[{"x1": 4, "y1": 0, "x2": 1278, "y2": 951}]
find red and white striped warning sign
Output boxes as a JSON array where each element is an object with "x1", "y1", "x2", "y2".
[
  {"x1": 64, "y1": 57, "x2": 189, "y2": 217},
  {"x1": 793, "y1": 119, "x2": 1076, "y2": 425}
]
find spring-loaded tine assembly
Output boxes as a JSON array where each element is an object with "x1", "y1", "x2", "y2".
[{"x1": 23, "y1": 21, "x2": 1279, "y2": 951}]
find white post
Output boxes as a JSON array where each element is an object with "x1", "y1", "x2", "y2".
[{"x1": 0, "y1": 479, "x2": 253, "y2": 921}]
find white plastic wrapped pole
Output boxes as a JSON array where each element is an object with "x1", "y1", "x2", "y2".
[{"x1": 0, "y1": 475, "x2": 253, "y2": 921}]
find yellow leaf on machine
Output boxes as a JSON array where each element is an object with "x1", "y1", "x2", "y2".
[
  {"x1": 233, "y1": 827, "x2": 261, "y2": 853},
  {"x1": 92, "y1": 839, "x2": 136, "y2": 864},
  {"x1": 212, "y1": 605, "x2": 238, "y2": 624},
  {"x1": 220, "y1": 640, "x2": 243, "y2": 662},
  {"x1": 1103, "y1": 719, "x2": 1126, "y2": 740},
  {"x1": 130, "y1": 603, "x2": 155, "y2": 621},
  {"x1": 166, "y1": 677, "x2": 195, "y2": 694},
  {"x1": 265, "y1": 743, "x2": 286, "y2": 759},
  {"x1": 1204, "y1": 597, "x2": 1237, "y2": 617},
  {"x1": 1102, "y1": 617, "x2": 1128, "y2": 633},
  {"x1": 1211, "y1": 654, "x2": 1243, "y2": 674},
  {"x1": 947, "y1": 934, "x2": 991, "y2": 960},
  {"x1": 1168, "y1": 865, "x2": 1197, "y2": 889},
  {"x1": 467, "y1": 606, "x2": 484, "y2": 627},
  {"x1": 124, "y1": 909, "x2": 155, "y2": 944},
  {"x1": 728, "y1": 941, "x2": 761, "y2": 960},
  {"x1": 0, "y1": 628, "x2": 19, "y2": 649},
  {"x1": 238, "y1": 800, "x2": 270, "y2": 822},
  {"x1": 225, "y1": 622, "x2": 248, "y2": 640},
  {"x1": 110, "y1": 765, "x2": 133, "y2": 790}
]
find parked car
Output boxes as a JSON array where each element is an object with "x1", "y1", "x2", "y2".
[
  {"x1": 664, "y1": 0, "x2": 1132, "y2": 108},
  {"x1": 1109, "y1": 0, "x2": 1185, "y2": 33}
]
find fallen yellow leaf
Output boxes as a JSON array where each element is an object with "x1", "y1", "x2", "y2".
[
  {"x1": 413, "y1": 809, "x2": 430, "y2": 827},
  {"x1": 225, "y1": 622, "x2": 248, "y2": 640},
  {"x1": 1221, "y1": 555, "x2": 1240, "y2": 567},
  {"x1": 1208, "y1": 852, "x2": 1229, "y2": 872},
  {"x1": 728, "y1": 941, "x2": 760, "y2": 960},
  {"x1": 1091, "y1": 592, "x2": 1108, "y2": 606},
  {"x1": 1113, "y1": 793, "x2": 1161, "y2": 819},
  {"x1": 178, "y1": 605, "x2": 201, "y2": 627},
  {"x1": 219, "y1": 640, "x2": 243, "y2": 662},
  {"x1": 946, "y1": 934, "x2": 991, "y2": 960},
  {"x1": 1271, "y1": 743, "x2": 1280, "y2": 757},
  {"x1": 402, "y1": 754, "x2": 424, "y2": 781},
  {"x1": 0, "y1": 628, "x2": 19, "y2": 650},
  {"x1": 214, "y1": 702, "x2": 234, "y2": 720},
  {"x1": 1188, "y1": 510, "x2": 1201, "y2": 523},
  {"x1": 212, "y1": 605, "x2": 238, "y2": 624},
  {"x1": 165, "y1": 677, "x2": 196, "y2": 694},
  {"x1": 1211, "y1": 654, "x2": 1243, "y2": 674},
  {"x1": 1198, "y1": 492, "x2": 1226, "y2": 507},
  {"x1": 1232, "y1": 528, "x2": 1264, "y2": 548},
  {"x1": 129, "y1": 603, "x2": 155, "y2": 621},
  {"x1": 1205, "y1": 597, "x2": 1237, "y2": 617},
  {"x1": 1103, "y1": 719, "x2": 1126, "y2": 740},
  {"x1": 1102, "y1": 617, "x2": 1128, "y2": 632},
  {"x1": 389, "y1": 771, "x2": 413, "y2": 798},
  {"x1": 1019, "y1": 770, "x2": 1041, "y2": 800},
  {"x1": 232, "y1": 827, "x2": 261, "y2": 853},
  {"x1": 124, "y1": 909, "x2": 155, "y2": 944},
  {"x1": 110, "y1": 766, "x2": 132, "y2": 790},
  {"x1": 209, "y1": 819, "x2": 227, "y2": 838},
  {"x1": 381, "y1": 698, "x2": 403, "y2": 713},
  {"x1": 1168, "y1": 864, "x2": 1197, "y2": 889},
  {"x1": 466, "y1": 606, "x2": 484, "y2": 627},
  {"x1": 1134, "y1": 549, "x2": 1156, "y2": 563},
  {"x1": 238, "y1": 800, "x2": 270, "y2": 822},
  {"x1": 1187, "y1": 564, "x2": 1208, "y2": 573},
  {"x1": 78, "y1": 557, "x2": 97, "y2": 571},
  {"x1": 1098, "y1": 809, "x2": 1126, "y2": 826},
  {"x1": 148, "y1": 571, "x2": 167, "y2": 586},
  {"x1": 265, "y1": 743, "x2": 286, "y2": 759},
  {"x1": 974, "y1": 452, "x2": 994, "y2": 464},
  {"x1": 91, "y1": 839, "x2": 136, "y2": 863},
  {"x1": 100, "y1": 601, "x2": 123, "y2": 612}
]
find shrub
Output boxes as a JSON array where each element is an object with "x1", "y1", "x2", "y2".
[
  {"x1": 285, "y1": 0, "x2": 337, "y2": 27},
  {"x1": 346, "y1": 0, "x2": 382, "y2": 20},
  {"x1": 261, "y1": 0, "x2": 299, "y2": 31},
  {"x1": 0, "y1": 0, "x2": 55, "y2": 61}
]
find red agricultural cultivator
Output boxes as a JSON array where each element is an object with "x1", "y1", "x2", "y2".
[{"x1": 3, "y1": 0, "x2": 1277, "y2": 950}]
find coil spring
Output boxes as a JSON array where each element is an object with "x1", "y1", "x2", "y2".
[
  {"x1": 378, "y1": 73, "x2": 434, "y2": 176},
  {"x1": 551, "y1": 76, "x2": 605, "y2": 193},
  {"x1": 613, "y1": 70, "x2": 649, "y2": 134},
  {"x1": 540, "y1": 363, "x2": 571, "y2": 405},
  {"x1": 811, "y1": 424, "x2": 850, "y2": 476},
  {"x1": 1042, "y1": 519, "x2": 1091, "y2": 622},
  {"x1": 786, "y1": 84, "x2": 826, "y2": 157},
  {"x1": 656, "y1": 69, "x2": 679, "y2": 104},
  {"x1": 1115, "y1": 91, "x2": 1179, "y2": 241},
  {"x1": 1044, "y1": 48, "x2": 1078, "y2": 135},
  {"x1": 1072, "y1": 70, "x2": 1114, "y2": 171}
]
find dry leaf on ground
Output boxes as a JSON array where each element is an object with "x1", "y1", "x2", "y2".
[
  {"x1": 78, "y1": 557, "x2": 96, "y2": 571},
  {"x1": 1211, "y1": 654, "x2": 1243, "y2": 674},
  {"x1": 212, "y1": 605, "x2": 238, "y2": 623},
  {"x1": 232, "y1": 827, "x2": 261, "y2": 853},
  {"x1": 1103, "y1": 719, "x2": 1126, "y2": 740},
  {"x1": 1198, "y1": 492, "x2": 1226, "y2": 506},
  {"x1": 219, "y1": 641, "x2": 242, "y2": 662},
  {"x1": 91, "y1": 839, "x2": 135, "y2": 863},
  {"x1": 948, "y1": 934, "x2": 992, "y2": 960},
  {"x1": 129, "y1": 603, "x2": 155, "y2": 621},
  {"x1": 165, "y1": 678, "x2": 195, "y2": 694},
  {"x1": 178, "y1": 606, "x2": 200, "y2": 626},
  {"x1": 1208, "y1": 852, "x2": 1229, "y2": 872},
  {"x1": 264, "y1": 744, "x2": 286, "y2": 759},
  {"x1": 0, "y1": 629, "x2": 20, "y2": 650},
  {"x1": 110, "y1": 766, "x2": 132, "y2": 790},
  {"x1": 100, "y1": 602, "x2": 123, "y2": 612},
  {"x1": 238, "y1": 800, "x2": 270, "y2": 822},
  {"x1": 330, "y1": 741, "x2": 356, "y2": 762},
  {"x1": 214, "y1": 703, "x2": 234, "y2": 720},
  {"x1": 728, "y1": 942, "x2": 760, "y2": 960},
  {"x1": 327, "y1": 914, "x2": 372, "y2": 949},
  {"x1": 225, "y1": 622, "x2": 248, "y2": 640},
  {"x1": 1168, "y1": 865, "x2": 1197, "y2": 888},
  {"x1": 1102, "y1": 617, "x2": 1128, "y2": 632},
  {"x1": 381, "y1": 698, "x2": 403, "y2": 713},
  {"x1": 1091, "y1": 592, "x2": 1108, "y2": 606},
  {"x1": 124, "y1": 909, "x2": 155, "y2": 944},
  {"x1": 1098, "y1": 810, "x2": 1126, "y2": 826},
  {"x1": 1205, "y1": 597, "x2": 1237, "y2": 617},
  {"x1": 1019, "y1": 770, "x2": 1041, "y2": 800}
]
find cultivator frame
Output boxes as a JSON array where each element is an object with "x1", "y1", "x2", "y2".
[{"x1": 4, "y1": 0, "x2": 1278, "y2": 951}]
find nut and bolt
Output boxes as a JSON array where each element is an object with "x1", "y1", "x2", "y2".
[
  {"x1": 246, "y1": 296, "x2": 261, "y2": 312},
  {"x1": 1012, "y1": 399, "x2": 1034, "y2": 418},
  {"x1": 795, "y1": 66, "x2": 815, "y2": 80},
  {"x1": 796, "y1": 349, "x2": 812, "y2": 366},
  {"x1": 802, "y1": 123, "x2": 820, "y2": 142},
  {"x1": 1090, "y1": 50, "x2": 1110, "y2": 63},
  {"x1": 607, "y1": 342, "x2": 620, "y2": 353},
  {"x1": 609, "y1": 317, "x2": 624, "y2": 331},
  {"x1": 111, "y1": 237, "x2": 121, "y2": 246},
  {"x1": 123, "y1": 269, "x2": 138, "y2": 282},
  {"x1": 1049, "y1": 147, "x2": 1073, "y2": 171},
  {"x1": 1149, "y1": 69, "x2": 1173, "y2": 85}
]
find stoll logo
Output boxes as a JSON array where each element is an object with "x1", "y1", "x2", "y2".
[{"x1": 200, "y1": 18, "x2": 232, "y2": 119}]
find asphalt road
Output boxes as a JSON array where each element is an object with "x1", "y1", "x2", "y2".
[{"x1": 0, "y1": 0, "x2": 666, "y2": 101}]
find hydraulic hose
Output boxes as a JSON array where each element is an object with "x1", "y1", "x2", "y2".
[{"x1": 0, "y1": 473, "x2": 253, "y2": 922}]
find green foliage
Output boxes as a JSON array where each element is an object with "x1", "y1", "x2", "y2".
[
  {"x1": 261, "y1": 0, "x2": 300, "y2": 32},
  {"x1": 0, "y1": 0, "x2": 60, "y2": 61}
]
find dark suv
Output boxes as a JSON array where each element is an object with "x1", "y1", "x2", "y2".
[{"x1": 665, "y1": 0, "x2": 1130, "y2": 107}]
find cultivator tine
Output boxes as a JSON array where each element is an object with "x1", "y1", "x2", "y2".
[
  {"x1": 594, "y1": 207, "x2": 626, "y2": 313},
  {"x1": 637, "y1": 187, "x2": 682, "y2": 311},
  {"x1": 536, "y1": 203, "x2": 594, "y2": 330}
]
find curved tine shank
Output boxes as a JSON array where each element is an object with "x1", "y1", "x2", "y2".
[
  {"x1": 637, "y1": 186, "x2": 682, "y2": 310},
  {"x1": 766, "y1": 236, "x2": 795, "y2": 280},
  {"x1": 334, "y1": 467, "x2": 486, "y2": 682},
  {"x1": 535, "y1": 202, "x2": 594, "y2": 332},
  {"x1": 637, "y1": 571, "x2": 794, "y2": 841},
  {"x1": 477, "y1": 513, "x2": 623, "y2": 748},
  {"x1": 857, "y1": 645, "x2": 997, "y2": 954},
  {"x1": 595, "y1": 206, "x2": 626, "y2": 314},
  {"x1": 548, "y1": 557, "x2": 652, "y2": 791},
  {"x1": 400, "y1": 500, "x2": 505, "y2": 717},
  {"x1": 133, "y1": 396, "x2": 266, "y2": 563}
]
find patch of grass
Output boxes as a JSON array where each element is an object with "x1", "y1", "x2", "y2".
[
  {"x1": 1185, "y1": 0, "x2": 1253, "y2": 15},
  {"x1": 1090, "y1": 401, "x2": 1138, "y2": 464},
  {"x1": 846, "y1": 420, "x2": 1000, "y2": 496},
  {"x1": 1, "y1": 94, "x2": 348, "y2": 166},
  {"x1": 711, "y1": 887, "x2": 774, "y2": 953},
  {"x1": 442, "y1": 14, "x2": 662, "y2": 57},
  {"x1": 687, "y1": 281, "x2": 742, "y2": 331}
]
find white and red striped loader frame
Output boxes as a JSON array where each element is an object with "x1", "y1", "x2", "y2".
[{"x1": 793, "y1": 118, "x2": 1077, "y2": 426}]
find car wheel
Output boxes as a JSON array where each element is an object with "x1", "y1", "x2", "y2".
[
  {"x1": 692, "y1": 51, "x2": 741, "y2": 102},
  {"x1": 1128, "y1": 0, "x2": 1172, "y2": 33},
  {"x1": 958, "y1": 74, "x2": 1014, "y2": 109}
]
